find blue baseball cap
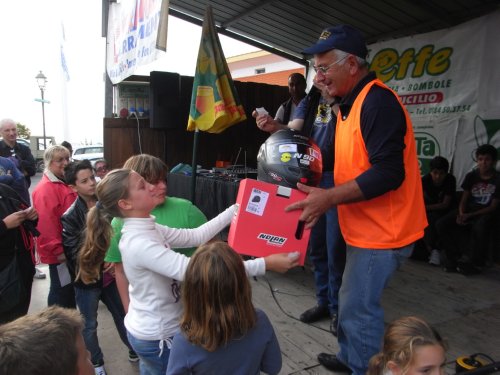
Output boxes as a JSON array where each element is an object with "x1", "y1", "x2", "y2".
[{"x1": 302, "y1": 25, "x2": 368, "y2": 59}]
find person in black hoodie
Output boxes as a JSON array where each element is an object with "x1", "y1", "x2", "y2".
[
  {"x1": 61, "y1": 160, "x2": 136, "y2": 375},
  {"x1": 0, "y1": 183, "x2": 38, "y2": 323}
]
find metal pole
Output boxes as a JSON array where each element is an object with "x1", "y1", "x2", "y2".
[
  {"x1": 41, "y1": 88, "x2": 46, "y2": 150},
  {"x1": 190, "y1": 129, "x2": 199, "y2": 203}
]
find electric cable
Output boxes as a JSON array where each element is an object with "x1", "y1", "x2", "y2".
[
  {"x1": 262, "y1": 275, "x2": 332, "y2": 334},
  {"x1": 128, "y1": 112, "x2": 142, "y2": 154}
]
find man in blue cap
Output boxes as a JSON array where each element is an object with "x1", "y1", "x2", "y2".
[{"x1": 287, "y1": 25, "x2": 427, "y2": 375}]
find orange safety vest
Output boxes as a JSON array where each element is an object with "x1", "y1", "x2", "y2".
[{"x1": 334, "y1": 79, "x2": 427, "y2": 249}]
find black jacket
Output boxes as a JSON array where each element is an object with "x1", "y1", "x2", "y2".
[
  {"x1": 0, "y1": 141, "x2": 37, "y2": 187},
  {"x1": 0, "y1": 184, "x2": 36, "y2": 272},
  {"x1": 61, "y1": 196, "x2": 101, "y2": 289}
]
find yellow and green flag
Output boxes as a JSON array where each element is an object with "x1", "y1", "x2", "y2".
[{"x1": 187, "y1": 6, "x2": 246, "y2": 133}]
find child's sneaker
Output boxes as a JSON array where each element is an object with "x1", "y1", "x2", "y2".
[
  {"x1": 128, "y1": 350, "x2": 139, "y2": 363},
  {"x1": 428, "y1": 249, "x2": 441, "y2": 266},
  {"x1": 94, "y1": 365, "x2": 107, "y2": 375}
]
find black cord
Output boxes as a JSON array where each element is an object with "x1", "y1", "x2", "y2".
[{"x1": 262, "y1": 275, "x2": 331, "y2": 334}]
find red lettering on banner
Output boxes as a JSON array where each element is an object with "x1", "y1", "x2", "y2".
[{"x1": 400, "y1": 92, "x2": 443, "y2": 105}]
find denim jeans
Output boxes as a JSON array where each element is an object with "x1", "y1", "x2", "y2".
[
  {"x1": 127, "y1": 331, "x2": 172, "y2": 375},
  {"x1": 308, "y1": 172, "x2": 346, "y2": 314},
  {"x1": 48, "y1": 264, "x2": 76, "y2": 308},
  {"x1": 75, "y1": 281, "x2": 132, "y2": 366},
  {"x1": 336, "y1": 244, "x2": 414, "y2": 375}
]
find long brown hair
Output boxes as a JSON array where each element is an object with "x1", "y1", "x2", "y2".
[
  {"x1": 367, "y1": 316, "x2": 446, "y2": 375},
  {"x1": 180, "y1": 241, "x2": 257, "y2": 352},
  {"x1": 77, "y1": 169, "x2": 132, "y2": 284}
]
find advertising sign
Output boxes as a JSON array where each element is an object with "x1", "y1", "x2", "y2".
[
  {"x1": 368, "y1": 10, "x2": 500, "y2": 184},
  {"x1": 107, "y1": 0, "x2": 167, "y2": 84}
]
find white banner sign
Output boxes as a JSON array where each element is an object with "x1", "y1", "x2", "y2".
[
  {"x1": 368, "y1": 10, "x2": 500, "y2": 184},
  {"x1": 106, "y1": 0, "x2": 166, "y2": 84}
]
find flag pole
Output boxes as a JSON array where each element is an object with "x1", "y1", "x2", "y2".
[{"x1": 190, "y1": 128, "x2": 200, "y2": 203}]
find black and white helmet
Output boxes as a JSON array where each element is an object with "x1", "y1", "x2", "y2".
[{"x1": 257, "y1": 129, "x2": 322, "y2": 188}]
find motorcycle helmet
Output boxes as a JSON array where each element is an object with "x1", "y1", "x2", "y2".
[{"x1": 257, "y1": 129, "x2": 322, "y2": 188}]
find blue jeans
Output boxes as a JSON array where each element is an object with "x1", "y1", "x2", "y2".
[
  {"x1": 75, "y1": 281, "x2": 132, "y2": 366},
  {"x1": 337, "y1": 244, "x2": 414, "y2": 375},
  {"x1": 127, "y1": 332, "x2": 172, "y2": 375},
  {"x1": 48, "y1": 264, "x2": 76, "y2": 308},
  {"x1": 308, "y1": 172, "x2": 346, "y2": 314}
]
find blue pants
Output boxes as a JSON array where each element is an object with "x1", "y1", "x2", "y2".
[
  {"x1": 48, "y1": 264, "x2": 76, "y2": 308},
  {"x1": 308, "y1": 172, "x2": 346, "y2": 314},
  {"x1": 127, "y1": 332, "x2": 172, "y2": 375},
  {"x1": 337, "y1": 244, "x2": 413, "y2": 375},
  {"x1": 75, "y1": 281, "x2": 132, "y2": 366}
]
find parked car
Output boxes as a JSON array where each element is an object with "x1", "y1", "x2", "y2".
[
  {"x1": 16, "y1": 138, "x2": 31, "y2": 147},
  {"x1": 72, "y1": 145, "x2": 104, "y2": 164}
]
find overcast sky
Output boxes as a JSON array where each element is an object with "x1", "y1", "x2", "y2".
[{"x1": 0, "y1": 0, "x2": 257, "y2": 145}]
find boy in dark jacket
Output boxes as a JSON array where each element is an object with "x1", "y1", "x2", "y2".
[{"x1": 61, "y1": 160, "x2": 136, "y2": 375}]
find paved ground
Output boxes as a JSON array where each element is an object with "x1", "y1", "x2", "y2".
[{"x1": 29, "y1": 260, "x2": 500, "y2": 375}]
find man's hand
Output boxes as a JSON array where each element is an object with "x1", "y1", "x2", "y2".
[
  {"x1": 252, "y1": 110, "x2": 280, "y2": 133},
  {"x1": 24, "y1": 207, "x2": 38, "y2": 221},
  {"x1": 285, "y1": 183, "x2": 333, "y2": 228},
  {"x1": 2, "y1": 211, "x2": 27, "y2": 229}
]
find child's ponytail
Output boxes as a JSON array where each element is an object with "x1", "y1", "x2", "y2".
[
  {"x1": 76, "y1": 205, "x2": 113, "y2": 284},
  {"x1": 75, "y1": 168, "x2": 132, "y2": 284}
]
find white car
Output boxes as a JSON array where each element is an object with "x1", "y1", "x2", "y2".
[{"x1": 72, "y1": 145, "x2": 104, "y2": 164}]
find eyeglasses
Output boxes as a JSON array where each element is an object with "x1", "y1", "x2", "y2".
[
  {"x1": 53, "y1": 157, "x2": 70, "y2": 163},
  {"x1": 313, "y1": 55, "x2": 348, "y2": 74}
]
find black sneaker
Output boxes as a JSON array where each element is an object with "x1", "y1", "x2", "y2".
[
  {"x1": 317, "y1": 353, "x2": 352, "y2": 373},
  {"x1": 299, "y1": 305, "x2": 329, "y2": 323}
]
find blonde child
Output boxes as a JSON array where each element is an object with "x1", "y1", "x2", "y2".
[
  {"x1": 367, "y1": 316, "x2": 447, "y2": 375},
  {"x1": 77, "y1": 169, "x2": 297, "y2": 375}
]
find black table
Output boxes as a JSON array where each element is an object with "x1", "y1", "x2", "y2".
[{"x1": 167, "y1": 173, "x2": 241, "y2": 220}]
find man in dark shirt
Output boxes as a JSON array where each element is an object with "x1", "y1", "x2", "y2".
[
  {"x1": 286, "y1": 25, "x2": 426, "y2": 375},
  {"x1": 0, "y1": 118, "x2": 43, "y2": 279},
  {"x1": 0, "y1": 119, "x2": 37, "y2": 189}
]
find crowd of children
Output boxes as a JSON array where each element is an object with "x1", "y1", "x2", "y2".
[{"x1": 420, "y1": 144, "x2": 499, "y2": 274}]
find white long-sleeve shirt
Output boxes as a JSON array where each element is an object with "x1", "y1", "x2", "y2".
[{"x1": 120, "y1": 204, "x2": 265, "y2": 340}]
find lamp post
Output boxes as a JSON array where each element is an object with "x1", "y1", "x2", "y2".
[{"x1": 35, "y1": 71, "x2": 48, "y2": 150}]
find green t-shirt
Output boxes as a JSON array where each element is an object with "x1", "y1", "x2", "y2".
[{"x1": 104, "y1": 196, "x2": 207, "y2": 262}]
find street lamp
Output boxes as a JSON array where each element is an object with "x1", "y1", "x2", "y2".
[{"x1": 35, "y1": 70, "x2": 48, "y2": 150}]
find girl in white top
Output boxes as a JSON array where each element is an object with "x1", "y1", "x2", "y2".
[{"x1": 77, "y1": 169, "x2": 298, "y2": 375}]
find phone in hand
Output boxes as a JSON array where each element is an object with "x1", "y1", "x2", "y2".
[{"x1": 255, "y1": 107, "x2": 269, "y2": 116}]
